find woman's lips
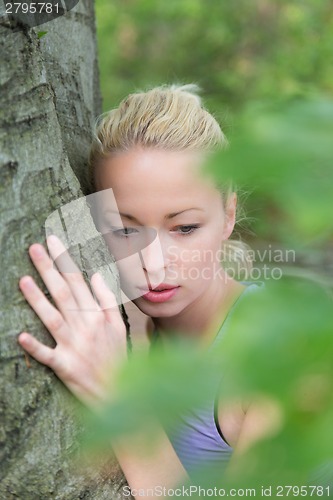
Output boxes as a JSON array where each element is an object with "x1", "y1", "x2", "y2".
[{"x1": 138, "y1": 285, "x2": 180, "y2": 303}]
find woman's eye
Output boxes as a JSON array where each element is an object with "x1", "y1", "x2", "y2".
[
  {"x1": 175, "y1": 224, "x2": 200, "y2": 236},
  {"x1": 111, "y1": 227, "x2": 138, "y2": 237}
]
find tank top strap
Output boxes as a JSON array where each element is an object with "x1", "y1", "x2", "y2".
[{"x1": 210, "y1": 281, "x2": 264, "y2": 349}]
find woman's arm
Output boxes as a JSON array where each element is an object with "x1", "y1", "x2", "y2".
[
  {"x1": 18, "y1": 236, "x2": 188, "y2": 498},
  {"x1": 217, "y1": 395, "x2": 283, "y2": 478},
  {"x1": 111, "y1": 423, "x2": 188, "y2": 496}
]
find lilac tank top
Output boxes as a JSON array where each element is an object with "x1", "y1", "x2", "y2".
[{"x1": 151, "y1": 282, "x2": 262, "y2": 477}]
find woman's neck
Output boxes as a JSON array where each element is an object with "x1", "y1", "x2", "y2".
[{"x1": 151, "y1": 276, "x2": 246, "y2": 347}]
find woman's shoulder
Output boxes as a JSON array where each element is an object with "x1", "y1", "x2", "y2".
[
  {"x1": 210, "y1": 280, "x2": 265, "y2": 348},
  {"x1": 217, "y1": 393, "x2": 283, "y2": 453}
]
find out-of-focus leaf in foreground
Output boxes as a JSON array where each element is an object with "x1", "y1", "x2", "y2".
[
  {"x1": 207, "y1": 97, "x2": 333, "y2": 247},
  {"x1": 81, "y1": 338, "x2": 221, "y2": 454},
  {"x1": 81, "y1": 277, "x2": 333, "y2": 491},
  {"x1": 211, "y1": 277, "x2": 333, "y2": 489}
]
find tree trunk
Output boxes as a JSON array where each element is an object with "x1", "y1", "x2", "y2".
[{"x1": 0, "y1": 3, "x2": 130, "y2": 498}]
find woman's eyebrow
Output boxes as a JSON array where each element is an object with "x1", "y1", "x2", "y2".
[
  {"x1": 166, "y1": 208, "x2": 204, "y2": 219},
  {"x1": 102, "y1": 208, "x2": 204, "y2": 223},
  {"x1": 101, "y1": 209, "x2": 139, "y2": 223}
]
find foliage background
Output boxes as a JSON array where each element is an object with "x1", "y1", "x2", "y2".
[{"x1": 95, "y1": 0, "x2": 333, "y2": 113}]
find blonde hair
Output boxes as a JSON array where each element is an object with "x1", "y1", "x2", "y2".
[
  {"x1": 88, "y1": 83, "x2": 253, "y2": 278},
  {"x1": 88, "y1": 83, "x2": 227, "y2": 181}
]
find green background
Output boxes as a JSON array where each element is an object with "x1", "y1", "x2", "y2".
[{"x1": 95, "y1": 0, "x2": 333, "y2": 113}]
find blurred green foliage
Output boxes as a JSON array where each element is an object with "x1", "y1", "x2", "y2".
[
  {"x1": 208, "y1": 98, "x2": 333, "y2": 248},
  {"x1": 95, "y1": 0, "x2": 333, "y2": 113},
  {"x1": 83, "y1": 277, "x2": 333, "y2": 493}
]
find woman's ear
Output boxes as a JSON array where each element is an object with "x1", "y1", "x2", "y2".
[{"x1": 222, "y1": 192, "x2": 237, "y2": 240}]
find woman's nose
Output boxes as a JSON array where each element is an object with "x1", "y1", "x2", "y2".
[{"x1": 141, "y1": 232, "x2": 170, "y2": 287}]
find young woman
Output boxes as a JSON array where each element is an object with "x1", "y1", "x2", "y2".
[{"x1": 18, "y1": 84, "x2": 269, "y2": 496}]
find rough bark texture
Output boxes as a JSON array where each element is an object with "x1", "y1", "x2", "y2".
[{"x1": 0, "y1": 3, "x2": 130, "y2": 498}]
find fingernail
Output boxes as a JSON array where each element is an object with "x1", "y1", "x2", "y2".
[
  {"x1": 30, "y1": 244, "x2": 44, "y2": 257},
  {"x1": 20, "y1": 276, "x2": 34, "y2": 289},
  {"x1": 18, "y1": 332, "x2": 28, "y2": 344},
  {"x1": 47, "y1": 235, "x2": 59, "y2": 246}
]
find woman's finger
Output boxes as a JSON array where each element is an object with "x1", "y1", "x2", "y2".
[
  {"x1": 18, "y1": 332, "x2": 55, "y2": 368},
  {"x1": 19, "y1": 276, "x2": 68, "y2": 340},
  {"x1": 47, "y1": 235, "x2": 99, "y2": 313},
  {"x1": 28, "y1": 243, "x2": 79, "y2": 319},
  {"x1": 90, "y1": 272, "x2": 121, "y2": 324}
]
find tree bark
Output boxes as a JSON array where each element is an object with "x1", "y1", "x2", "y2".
[{"x1": 0, "y1": 2, "x2": 130, "y2": 498}]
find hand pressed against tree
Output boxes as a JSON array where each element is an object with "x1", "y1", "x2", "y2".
[{"x1": 18, "y1": 235, "x2": 127, "y2": 408}]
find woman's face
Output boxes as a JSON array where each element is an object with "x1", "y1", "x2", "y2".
[{"x1": 94, "y1": 147, "x2": 236, "y2": 319}]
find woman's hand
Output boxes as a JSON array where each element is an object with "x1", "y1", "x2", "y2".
[{"x1": 18, "y1": 235, "x2": 127, "y2": 408}]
